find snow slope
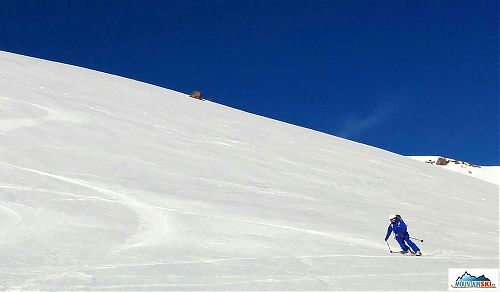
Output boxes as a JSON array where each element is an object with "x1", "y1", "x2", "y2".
[
  {"x1": 0, "y1": 51, "x2": 498, "y2": 291},
  {"x1": 408, "y1": 156, "x2": 499, "y2": 186}
]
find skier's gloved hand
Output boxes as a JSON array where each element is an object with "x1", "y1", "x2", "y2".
[{"x1": 384, "y1": 237, "x2": 388, "y2": 241}]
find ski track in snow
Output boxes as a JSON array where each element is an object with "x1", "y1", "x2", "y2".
[
  {"x1": 0, "y1": 96, "x2": 86, "y2": 133},
  {"x1": 0, "y1": 203, "x2": 22, "y2": 232},
  {"x1": 0, "y1": 161, "x2": 384, "y2": 251},
  {"x1": 1, "y1": 162, "x2": 170, "y2": 253}
]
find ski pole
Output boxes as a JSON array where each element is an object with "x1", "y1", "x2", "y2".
[
  {"x1": 386, "y1": 240, "x2": 394, "y2": 253},
  {"x1": 410, "y1": 236, "x2": 424, "y2": 242}
]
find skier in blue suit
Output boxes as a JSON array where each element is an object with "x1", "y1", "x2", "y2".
[{"x1": 385, "y1": 214, "x2": 422, "y2": 256}]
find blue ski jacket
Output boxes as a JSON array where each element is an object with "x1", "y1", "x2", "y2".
[{"x1": 385, "y1": 218, "x2": 408, "y2": 240}]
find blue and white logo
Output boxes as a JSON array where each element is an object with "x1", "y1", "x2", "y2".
[{"x1": 449, "y1": 269, "x2": 498, "y2": 290}]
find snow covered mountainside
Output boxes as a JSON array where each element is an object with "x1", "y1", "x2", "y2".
[
  {"x1": 408, "y1": 156, "x2": 499, "y2": 186},
  {"x1": 0, "y1": 51, "x2": 498, "y2": 291}
]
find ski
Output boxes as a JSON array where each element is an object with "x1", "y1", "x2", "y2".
[{"x1": 390, "y1": 251, "x2": 423, "y2": 256}]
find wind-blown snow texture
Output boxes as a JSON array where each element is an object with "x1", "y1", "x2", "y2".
[{"x1": 0, "y1": 51, "x2": 498, "y2": 291}]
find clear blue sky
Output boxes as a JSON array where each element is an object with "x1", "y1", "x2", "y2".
[{"x1": 1, "y1": 0, "x2": 498, "y2": 165}]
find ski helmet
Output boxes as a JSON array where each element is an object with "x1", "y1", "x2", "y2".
[{"x1": 389, "y1": 214, "x2": 397, "y2": 221}]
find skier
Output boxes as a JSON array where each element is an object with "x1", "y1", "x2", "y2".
[{"x1": 385, "y1": 214, "x2": 422, "y2": 256}]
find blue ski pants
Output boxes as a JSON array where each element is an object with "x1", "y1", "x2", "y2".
[{"x1": 396, "y1": 233, "x2": 420, "y2": 252}]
